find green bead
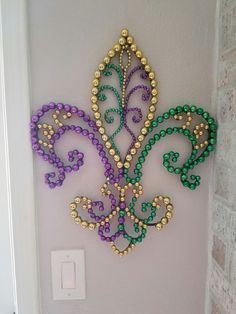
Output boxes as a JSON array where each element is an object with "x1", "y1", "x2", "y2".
[
  {"x1": 183, "y1": 104, "x2": 190, "y2": 112},
  {"x1": 175, "y1": 168, "x2": 181, "y2": 174},
  {"x1": 169, "y1": 108, "x2": 176, "y2": 115},
  {"x1": 190, "y1": 105, "x2": 196, "y2": 112},
  {"x1": 118, "y1": 224, "x2": 124, "y2": 231},
  {"x1": 163, "y1": 112, "x2": 170, "y2": 119},
  {"x1": 154, "y1": 134, "x2": 160, "y2": 141},
  {"x1": 167, "y1": 128, "x2": 173, "y2": 135},
  {"x1": 119, "y1": 210, "x2": 125, "y2": 216},
  {"x1": 203, "y1": 112, "x2": 209, "y2": 119},
  {"x1": 209, "y1": 138, "x2": 216, "y2": 145},
  {"x1": 152, "y1": 121, "x2": 158, "y2": 127},
  {"x1": 149, "y1": 138, "x2": 155, "y2": 145},
  {"x1": 207, "y1": 145, "x2": 214, "y2": 152},
  {"x1": 168, "y1": 166, "x2": 174, "y2": 173},
  {"x1": 157, "y1": 116, "x2": 163, "y2": 123},
  {"x1": 139, "y1": 157, "x2": 145, "y2": 163},
  {"x1": 181, "y1": 174, "x2": 187, "y2": 180},
  {"x1": 145, "y1": 144, "x2": 151, "y2": 151},
  {"x1": 160, "y1": 130, "x2": 166, "y2": 137},
  {"x1": 163, "y1": 161, "x2": 169, "y2": 167},
  {"x1": 197, "y1": 108, "x2": 204, "y2": 115},
  {"x1": 176, "y1": 105, "x2": 183, "y2": 112},
  {"x1": 136, "y1": 163, "x2": 142, "y2": 170}
]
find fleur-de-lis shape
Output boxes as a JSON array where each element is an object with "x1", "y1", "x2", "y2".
[{"x1": 30, "y1": 29, "x2": 217, "y2": 256}]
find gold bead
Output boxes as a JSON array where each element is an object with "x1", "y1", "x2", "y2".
[
  {"x1": 108, "y1": 49, "x2": 115, "y2": 57},
  {"x1": 138, "y1": 134, "x2": 144, "y2": 142},
  {"x1": 147, "y1": 113, "x2": 154, "y2": 120},
  {"x1": 94, "y1": 71, "x2": 100, "y2": 78},
  {"x1": 144, "y1": 120, "x2": 151, "y2": 127},
  {"x1": 92, "y1": 104, "x2": 98, "y2": 111},
  {"x1": 105, "y1": 141, "x2": 111, "y2": 149},
  {"x1": 91, "y1": 96, "x2": 97, "y2": 103},
  {"x1": 156, "y1": 223, "x2": 162, "y2": 230},
  {"x1": 151, "y1": 79, "x2": 157, "y2": 87},
  {"x1": 141, "y1": 57, "x2": 147, "y2": 65},
  {"x1": 167, "y1": 204, "x2": 173, "y2": 211},
  {"x1": 81, "y1": 221, "x2": 88, "y2": 228},
  {"x1": 93, "y1": 79, "x2": 99, "y2": 86},
  {"x1": 141, "y1": 127, "x2": 147, "y2": 135},
  {"x1": 149, "y1": 72, "x2": 155, "y2": 80},
  {"x1": 104, "y1": 56, "x2": 110, "y2": 64},
  {"x1": 164, "y1": 197, "x2": 170, "y2": 204},
  {"x1": 161, "y1": 217, "x2": 168, "y2": 225},
  {"x1": 102, "y1": 134, "x2": 108, "y2": 141},
  {"x1": 88, "y1": 223, "x2": 95, "y2": 230},
  {"x1": 127, "y1": 36, "x2": 133, "y2": 44},
  {"x1": 130, "y1": 148, "x2": 137, "y2": 155},
  {"x1": 74, "y1": 197, "x2": 81, "y2": 204},
  {"x1": 70, "y1": 203, "x2": 76, "y2": 210},
  {"x1": 124, "y1": 162, "x2": 130, "y2": 169},
  {"x1": 71, "y1": 210, "x2": 78, "y2": 218},
  {"x1": 114, "y1": 44, "x2": 121, "y2": 52},
  {"x1": 126, "y1": 154, "x2": 132, "y2": 161},
  {"x1": 134, "y1": 142, "x2": 141, "y2": 149},
  {"x1": 119, "y1": 37, "x2": 126, "y2": 45},
  {"x1": 145, "y1": 65, "x2": 151, "y2": 72},
  {"x1": 98, "y1": 63, "x2": 105, "y2": 71},
  {"x1": 96, "y1": 120, "x2": 102, "y2": 127},
  {"x1": 114, "y1": 154, "x2": 120, "y2": 161},
  {"x1": 166, "y1": 211, "x2": 173, "y2": 219},
  {"x1": 151, "y1": 88, "x2": 158, "y2": 96},
  {"x1": 75, "y1": 217, "x2": 81, "y2": 224},
  {"x1": 109, "y1": 149, "x2": 115, "y2": 156},
  {"x1": 136, "y1": 50, "x2": 142, "y2": 58},
  {"x1": 149, "y1": 105, "x2": 156, "y2": 112},
  {"x1": 94, "y1": 112, "x2": 101, "y2": 119},
  {"x1": 121, "y1": 28, "x2": 129, "y2": 37},
  {"x1": 91, "y1": 87, "x2": 98, "y2": 94},
  {"x1": 151, "y1": 97, "x2": 157, "y2": 104},
  {"x1": 117, "y1": 161, "x2": 123, "y2": 168},
  {"x1": 131, "y1": 44, "x2": 137, "y2": 51},
  {"x1": 99, "y1": 127, "x2": 105, "y2": 134}
]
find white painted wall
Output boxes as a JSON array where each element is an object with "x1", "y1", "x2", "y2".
[{"x1": 28, "y1": 1, "x2": 216, "y2": 313}]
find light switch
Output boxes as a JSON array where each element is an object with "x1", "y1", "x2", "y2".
[
  {"x1": 61, "y1": 261, "x2": 75, "y2": 289},
  {"x1": 51, "y1": 250, "x2": 86, "y2": 300}
]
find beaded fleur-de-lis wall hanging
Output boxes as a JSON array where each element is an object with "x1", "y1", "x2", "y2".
[{"x1": 30, "y1": 29, "x2": 217, "y2": 256}]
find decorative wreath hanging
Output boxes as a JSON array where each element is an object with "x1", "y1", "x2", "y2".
[{"x1": 30, "y1": 29, "x2": 217, "y2": 256}]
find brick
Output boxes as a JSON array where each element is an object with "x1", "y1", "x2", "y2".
[
  {"x1": 212, "y1": 234, "x2": 226, "y2": 270},
  {"x1": 218, "y1": 87, "x2": 236, "y2": 125}
]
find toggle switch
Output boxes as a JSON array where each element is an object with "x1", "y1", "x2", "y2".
[
  {"x1": 61, "y1": 261, "x2": 75, "y2": 289},
  {"x1": 51, "y1": 250, "x2": 86, "y2": 300}
]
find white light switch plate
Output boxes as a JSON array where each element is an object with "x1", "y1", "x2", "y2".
[{"x1": 51, "y1": 250, "x2": 86, "y2": 300}]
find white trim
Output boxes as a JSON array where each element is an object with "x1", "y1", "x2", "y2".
[
  {"x1": 204, "y1": 0, "x2": 220, "y2": 313},
  {"x1": 0, "y1": 1, "x2": 40, "y2": 313}
]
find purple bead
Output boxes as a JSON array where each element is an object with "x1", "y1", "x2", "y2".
[
  {"x1": 119, "y1": 202, "x2": 126, "y2": 209},
  {"x1": 64, "y1": 104, "x2": 71, "y2": 112},
  {"x1": 75, "y1": 127, "x2": 82, "y2": 133},
  {"x1": 83, "y1": 115, "x2": 90, "y2": 122},
  {"x1": 118, "y1": 217, "x2": 125, "y2": 223},
  {"x1": 57, "y1": 103, "x2": 64, "y2": 110},
  {"x1": 71, "y1": 106, "x2": 78, "y2": 113},
  {"x1": 37, "y1": 109, "x2": 44, "y2": 117},
  {"x1": 49, "y1": 102, "x2": 56, "y2": 109},
  {"x1": 31, "y1": 115, "x2": 39, "y2": 123},
  {"x1": 78, "y1": 110, "x2": 85, "y2": 117},
  {"x1": 42, "y1": 104, "x2": 50, "y2": 112},
  {"x1": 92, "y1": 139, "x2": 99, "y2": 145},
  {"x1": 82, "y1": 129, "x2": 89, "y2": 136},
  {"x1": 88, "y1": 133, "x2": 94, "y2": 140}
]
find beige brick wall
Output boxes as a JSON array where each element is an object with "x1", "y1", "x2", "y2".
[{"x1": 207, "y1": 1, "x2": 236, "y2": 313}]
